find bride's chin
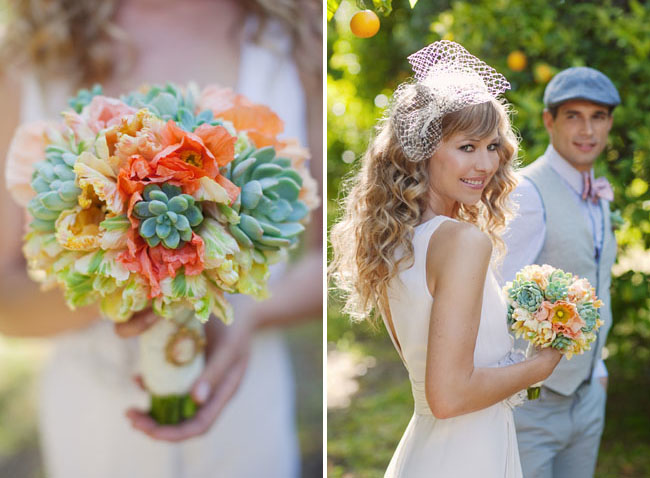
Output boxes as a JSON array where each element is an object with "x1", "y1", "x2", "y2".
[{"x1": 458, "y1": 196, "x2": 482, "y2": 206}]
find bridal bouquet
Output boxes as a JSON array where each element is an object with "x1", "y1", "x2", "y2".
[
  {"x1": 6, "y1": 83, "x2": 318, "y2": 423},
  {"x1": 504, "y1": 264, "x2": 603, "y2": 399}
]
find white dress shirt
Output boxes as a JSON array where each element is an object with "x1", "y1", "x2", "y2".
[{"x1": 500, "y1": 145, "x2": 608, "y2": 379}]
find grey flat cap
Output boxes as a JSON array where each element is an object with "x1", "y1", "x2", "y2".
[{"x1": 543, "y1": 66, "x2": 620, "y2": 108}]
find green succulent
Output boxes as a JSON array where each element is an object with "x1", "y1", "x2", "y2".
[
  {"x1": 551, "y1": 335, "x2": 573, "y2": 351},
  {"x1": 122, "y1": 83, "x2": 217, "y2": 132},
  {"x1": 133, "y1": 183, "x2": 204, "y2": 249},
  {"x1": 221, "y1": 145, "x2": 309, "y2": 251},
  {"x1": 27, "y1": 143, "x2": 84, "y2": 232},
  {"x1": 511, "y1": 281, "x2": 544, "y2": 313},
  {"x1": 68, "y1": 84, "x2": 103, "y2": 113},
  {"x1": 545, "y1": 280, "x2": 569, "y2": 302},
  {"x1": 578, "y1": 302, "x2": 600, "y2": 332}
]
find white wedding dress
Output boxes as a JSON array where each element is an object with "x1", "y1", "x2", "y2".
[
  {"x1": 20, "y1": 19, "x2": 304, "y2": 478},
  {"x1": 384, "y1": 216, "x2": 523, "y2": 478}
]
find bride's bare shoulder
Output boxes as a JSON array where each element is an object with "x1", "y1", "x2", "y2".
[{"x1": 426, "y1": 220, "x2": 492, "y2": 279}]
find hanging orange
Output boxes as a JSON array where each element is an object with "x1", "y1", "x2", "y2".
[{"x1": 350, "y1": 10, "x2": 380, "y2": 39}]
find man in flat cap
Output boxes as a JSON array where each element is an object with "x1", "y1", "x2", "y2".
[{"x1": 500, "y1": 66, "x2": 620, "y2": 478}]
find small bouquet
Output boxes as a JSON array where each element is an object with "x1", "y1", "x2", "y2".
[
  {"x1": 504, "y1": 264, "x2": 604, "y2": 399},
  {"x1": 6, "y1": 83, "x2": 318, "y2": 423}
]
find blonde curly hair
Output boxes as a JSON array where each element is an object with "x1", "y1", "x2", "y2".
[{"x1": 330, "y1": 98, "x2": 519, "y2": 322}]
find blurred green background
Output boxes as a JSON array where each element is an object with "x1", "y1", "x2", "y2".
[{"x1": 327, "y1": 1, "x2": 650, "y2": 477}]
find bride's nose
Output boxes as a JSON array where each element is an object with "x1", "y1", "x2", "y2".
[{"x1": 474, "y1": 149, "x2": 495, "y2": 173}]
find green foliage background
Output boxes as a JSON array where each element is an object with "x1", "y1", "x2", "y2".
[{"x1": 328, "y1": 0, "x2": 650, "y2": 476}]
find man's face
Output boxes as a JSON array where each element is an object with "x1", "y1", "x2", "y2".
[{"x1": 543, "y1": 100, "x2": 613, "y2": 172}]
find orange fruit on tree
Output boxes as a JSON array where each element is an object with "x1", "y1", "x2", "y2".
[
  {"x1": 534, "y1": 63, "x2": 554, "y2": 83},
  {"x1": 507, "y1": 50, "x2": 527, "y2": 72},
  {"x1": 350, "y1": 10, "x2": 380, "y2": 39}
]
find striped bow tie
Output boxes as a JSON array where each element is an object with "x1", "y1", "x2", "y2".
[{"x1": 582, "y1": 172, "x2": 613, "y2": 203}]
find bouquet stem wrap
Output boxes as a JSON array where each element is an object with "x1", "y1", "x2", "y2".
[
  {"x1": 140, "y1": 308, "x2": 205, "y2": 424},
  {"x1": 525, "y1": 343, "x2": 543, "y2": 400}
]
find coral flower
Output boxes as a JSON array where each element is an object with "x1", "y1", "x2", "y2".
[
  {"x1": 116, "y1": 120, "x2": 240, "y2": 201},
  {"x1": 118, "y1": 228, "x2": 205, "y2": 298},
  {"x1": 198, "y1": 86, "x2": 285, "y2": 149},
  {"x1": 540, "y1": 300, "x2": 585, "y2": 339}
]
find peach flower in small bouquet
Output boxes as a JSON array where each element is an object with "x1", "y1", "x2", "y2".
[
  {"x1": 5, "y1": 83, "x2": 318, "y2": 424},
  {"x1": 504, "y1": 264, "x2": 603, "y2": 399}
]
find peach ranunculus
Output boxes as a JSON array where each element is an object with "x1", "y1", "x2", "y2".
[
  {"x1": 533, "y1": 300, "x2": 555, "y2": 322},
  {"x1": 197, "y1": 85, "x2": 285, "y2": 149},
  {"x1": 567, "y1": 278, "x2": 592, "y2": 304},
  {"x1": 545, "y1": 300, "x2": 585, "y2": 339},
  {"x1": 109, "y1": 110, "x2": 167, "y2": 166},
  {"x1": 64, "y1": 96, "x2": 138, "y2": 140},
  {"x1": 5, "y1": 121, "x2": 60, "y2": 207},
  {"x1": 529, "y1": 269, "x2": 549, "y2": 290}
]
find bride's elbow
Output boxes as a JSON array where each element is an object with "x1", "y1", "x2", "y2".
[{"x1": 425, "y1": 388, "x2": 459, "y2": 419}]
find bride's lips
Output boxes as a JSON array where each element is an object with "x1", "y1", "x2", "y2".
[{"x1": 460, "y1": 177, "x2": 488, "y2": 190}]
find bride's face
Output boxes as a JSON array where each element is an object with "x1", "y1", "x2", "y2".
[{"x1": 427, "y1": 131, "x2": 500, "y2": 211}]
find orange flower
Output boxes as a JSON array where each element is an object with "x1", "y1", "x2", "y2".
[
  {"x1": 198, "y1": 86, "x2": 285, "y2": 148},
  {"x1": 547, "y1": 300, "x2": 585, "y2": 339},
  {"x1": 117, "y1": 228, "x2": 205, "y2": 298}
]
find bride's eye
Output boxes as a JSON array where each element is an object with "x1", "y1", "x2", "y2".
[
  {"x1": 487, "y1": 143, "x2": 500, "y2": 151},
  {"x1": 460, "y1": 144, "x2": 475, "y2": 152}
]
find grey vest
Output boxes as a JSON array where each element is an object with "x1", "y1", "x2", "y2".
[{"x1": 519, "y1": 156, "x2": 617, "y2": 396}]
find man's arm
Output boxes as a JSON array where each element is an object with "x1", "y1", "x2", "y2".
[{"x1": 498, "y1": 176, "x2": 546, "y2": 285}]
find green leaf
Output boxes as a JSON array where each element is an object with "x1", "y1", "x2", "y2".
[
  {"x1": 327, "y1": 0, "x2": 340, "y2": 21},
  {"x1": 372, "y1": 0, "x2": 392, "y2": 15},
  {"x1": 171, "y1": 271, "x2": 187, "y2": 297},
  {"x1": 409, "y1": 0, "x2": 418, "y2": 7}
]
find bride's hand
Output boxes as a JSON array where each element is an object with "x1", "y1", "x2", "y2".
[
  {"x1": 534, "y1": 346, "x2": 563, "y2": 380},
  {"x1": 115, "y1": 310, "x2": 257, "y2": 442}
]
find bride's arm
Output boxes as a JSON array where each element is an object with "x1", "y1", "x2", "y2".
[
  {"x1": 0, "y1": 73, "x2": 98, "y2": 337},
  {"x1": 424, "y1": 221, "x2": 560, "y2": 419}
]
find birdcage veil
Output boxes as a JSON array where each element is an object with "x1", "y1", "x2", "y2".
[{"x1": 391, "y1": 40, "x2": 511, "y2": 162}]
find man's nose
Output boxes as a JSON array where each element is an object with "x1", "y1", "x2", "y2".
[{"x1": 580, "y1": 119, "x2": 594, "y2": 136}]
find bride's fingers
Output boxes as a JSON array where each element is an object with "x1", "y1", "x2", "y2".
[
  {"x1": 126, "y1": 409, "x2": 157, "y2": 433},
  {"x1": 114, "y1": 311, "x2": 159, "y2": 338},
  {"x1": 191, "y1": 337, "x2": 246, "y2": 404},
  {"x1": 132, "y1": 374, "x2": 147, "y2": 391}
]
